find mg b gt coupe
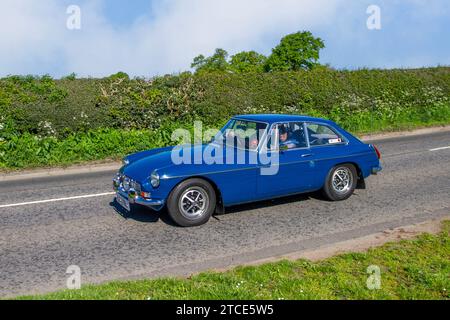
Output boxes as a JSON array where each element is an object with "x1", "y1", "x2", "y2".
[{"x1": 113, "y1": 114, "x2": 382, "y2": 227}]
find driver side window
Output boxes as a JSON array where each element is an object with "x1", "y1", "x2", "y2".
[{"x1": 267, "y1": 122, "x2": 307, "y2": 150}]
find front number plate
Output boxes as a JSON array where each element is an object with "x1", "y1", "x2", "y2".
[{"x1": 116, "y1": 193, "x2": 130, "y2": 211}]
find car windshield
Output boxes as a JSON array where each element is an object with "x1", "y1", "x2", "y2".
[{"x1": 214, "y1": 119, "x2": 267, "y2": 150}]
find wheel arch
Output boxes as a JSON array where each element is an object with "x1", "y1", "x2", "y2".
[
  {"x1": 170, "y1": 175, "x2": 225, "y2": 214},
  {"x1": 334, "y1": 161, "x2": 365, "y2": 189}
]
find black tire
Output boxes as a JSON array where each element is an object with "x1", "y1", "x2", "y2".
[
  {"x1": 167, "y1": 178, "x2": 216, "y2": 227},
  {"x1": 322, "y1": 164, "x2": 357, "y2": 201}
]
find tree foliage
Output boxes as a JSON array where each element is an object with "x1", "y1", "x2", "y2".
[
  {"x1": 190, "y1": 31, "x2": 325, "y2": 74},
  {"x1": 229, "y1": 51, "x2": 267, "y2": 73},
  {"x1": 265, "y1": 31, "x2": 325, "y2": 71},
  {"x1": 191, "y1": 48, "x2": 230, "y2": 73},
  {"x1": 109, "y1": 71, "x2": 130, "y2": 80}
]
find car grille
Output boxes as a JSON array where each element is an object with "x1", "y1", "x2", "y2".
[{"x1": 118, "y1": 174, "x2": 141, "y2": 193}]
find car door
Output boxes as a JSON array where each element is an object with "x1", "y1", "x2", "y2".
[
  {"x1": 304, "y1": 122, "x2": 351, "y2": 189},
  {"x1": 257, "y1": 122, "x2": 316, "y2": 198},
  {"x1": 207, "y1": 119, "x2": 265, "y2": 206}
]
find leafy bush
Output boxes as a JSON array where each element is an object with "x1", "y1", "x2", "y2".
[{"x1": 0, "y1": 67, "x2": 449, "y2": 168}]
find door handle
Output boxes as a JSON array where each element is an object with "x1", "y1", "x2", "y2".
[{"x1": 301, "y1": 153, "x2": 313, "y2": 158}]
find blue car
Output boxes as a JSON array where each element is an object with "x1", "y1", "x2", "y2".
[{"x1": 113, "y1": 114, "x2": 382, "y2": 227}]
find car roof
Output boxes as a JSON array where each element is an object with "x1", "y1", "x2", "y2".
[{"x1": 233, "y1": 114, "x2": 333, "y2": 125}]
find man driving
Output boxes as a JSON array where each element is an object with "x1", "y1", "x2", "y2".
[{"x1": 278, "y1": 125, "x2": 300, "y2": 149}]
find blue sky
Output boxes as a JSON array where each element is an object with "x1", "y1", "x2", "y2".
[{"x1": 0, "y1": 0, "x2": 449, "y2": 78}]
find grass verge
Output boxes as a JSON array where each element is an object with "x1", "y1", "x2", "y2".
[{"x1": 16, "y1": 221, "x2": 450, "y2": 300}]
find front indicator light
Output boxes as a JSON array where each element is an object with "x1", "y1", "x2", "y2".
[{"x1": 140, "y1": 192, "x2": 151, "y2": 199}]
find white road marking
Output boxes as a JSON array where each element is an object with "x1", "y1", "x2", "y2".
[
  {"x1": 0, "y1": 192, "x2": 116, "y2": 209},
  {"x1": 429, "y1": 146, "x2": 450, "y2": 152}
]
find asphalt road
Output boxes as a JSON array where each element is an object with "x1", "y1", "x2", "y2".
[{"x1": 1, "y1": 131, "x2": 449, "y2": 297}]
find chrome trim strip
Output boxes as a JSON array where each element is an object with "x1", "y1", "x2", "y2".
[
  {"x1": 162, "y1": 151, "x2": 374, "y2": 179},
  {"x1": 259, "y1": 151, "x2": 374, "y2": 167},
  {"x1": 163, "y1": 165, "x2": 259, "y2": 180},
  {"x1": 303, "y1": 122, "x2": 311, "y2": 147}
]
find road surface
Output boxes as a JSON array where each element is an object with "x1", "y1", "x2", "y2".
[{"x1": 0, "y1": 131, "x2": 449, "y2": 297}]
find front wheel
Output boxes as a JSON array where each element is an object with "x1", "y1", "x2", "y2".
[
  {"x1": 167, "y1": 178, "x2": 216, "y2": 227},
  {"x1": 322, "y1": 164, "x2": 357, "y2": 201}
]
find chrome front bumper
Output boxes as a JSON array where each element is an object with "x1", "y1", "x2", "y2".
[{"x1": 113, "y1": 175, "x2": 165, "y2": 211}]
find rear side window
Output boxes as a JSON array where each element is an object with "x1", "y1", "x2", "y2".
[{"x1": 306, "y1": 123, "x2": 344, "y2": 146}]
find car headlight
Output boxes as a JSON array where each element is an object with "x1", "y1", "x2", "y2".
[
  {"x1": 150, "y1": 170, "x2": 160, "y2": 188},
  {"x1": 122, "y1": 158, "x2": 130, "y2": 166}
]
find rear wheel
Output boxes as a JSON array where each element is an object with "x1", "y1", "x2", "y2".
[
  {"x1": 322, "y1": 164, "x2": 357, "y2": 201},
  {"x1": 167, "y1": 178, "x2": 216, "y2": 227}
]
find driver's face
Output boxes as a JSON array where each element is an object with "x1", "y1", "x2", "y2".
[
  {"x1": 249, "y1": 138, "x2": 258, "y2": 149},
  {"x1": 280, "y1": 132, "x2": 288, "y2": 142}
]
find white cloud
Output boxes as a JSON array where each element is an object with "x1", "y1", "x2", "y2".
[
  {"x1": 0, "y1": 0, "x2": 447, "y2": 77},
  {"x1": 0, "y1": 0, "x2": 342, "y2": 77},
  {"x1": 0, "y1": 0, "x2": 67, "y2": 75}
]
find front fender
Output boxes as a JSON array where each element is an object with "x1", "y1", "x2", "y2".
[{"x1": 124, "y1": 146, "x2": 174, "y2": 164}]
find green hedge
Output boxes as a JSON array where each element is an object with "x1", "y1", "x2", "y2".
[{"x1": 0, "y1": 67, "x2": 449, "y2": 169}]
